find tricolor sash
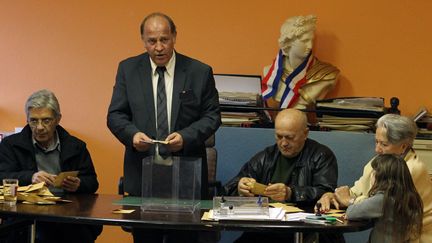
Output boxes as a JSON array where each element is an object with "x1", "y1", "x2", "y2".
[{"x1": 261, "y1": 51, "x2": 314, "y2": 108}]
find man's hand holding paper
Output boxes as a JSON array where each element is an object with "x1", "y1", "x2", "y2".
[
  {"x1": 264, "y1": 183, "x2": 292, "y2": 202},
  {"x1": 32, "y1": 171, "x2": 56, "y2": 186},
  {"x1": 238, "y1": 179, "x2": 290, "y2": 201},
  {"x1": 61, "y1": 175, "x2": 80, "y2": 192},
  {"x1": 165, "y1": 132, "x2": 183, "y2": 152},
  {"x1": 53, "y1": 171, "x2": 79, "y2": 191},
  {"x1": 238, "y1": 177, "x2": 256, "y2": 197},
  {"x1": 133, "y1": 132, "x2": 153, "y2": 152}
]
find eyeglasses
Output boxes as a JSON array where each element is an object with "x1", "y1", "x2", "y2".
[{"x1": 28, "y1": 118, "x2": 55, "y2": 127}]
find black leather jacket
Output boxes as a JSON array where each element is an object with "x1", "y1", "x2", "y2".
[{"x1": 224, "y1": 138, "x2": 338, "y2": 205}]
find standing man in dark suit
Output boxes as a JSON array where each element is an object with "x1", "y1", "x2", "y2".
[{"x1": 107, "y1": 12, "x2": 221, "y2": 243}]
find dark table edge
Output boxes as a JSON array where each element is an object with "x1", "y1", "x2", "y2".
[
  {"x1": 0, "y1": 210, "x2": 373, "y2": 233},
  {"x1": 0, "y1": 194, "x2": 374, "y2": 233}
]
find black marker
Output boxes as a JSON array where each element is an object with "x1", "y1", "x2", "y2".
[{"x1": 315, "y1": 202, "x2": 322, "y2": 216}]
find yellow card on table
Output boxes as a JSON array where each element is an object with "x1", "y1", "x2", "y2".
[
  {"x1": 270, "y1": 203, "x2": 303, "y2": 213},
  {"x1": 325, "y1": 209, "x2": 345, "y2": 217},
  {"x1": 201, "y1": 211, "x2": 213, "y2": 221},
  {"x1": 53, "y1": 171, "x2": 79, "y2": 188},
  {"x1": 112, "y1": 209, "x2": 135, "y2": 214},
  {"x1": 24, "y1": 182, "x2": 45, "y2": 192},
  {"x1": 18, "y1": 185, "x2": 31, "y2": 192},
  {"x1": 326, "y1": 209, "x2": 345, "y2": 213}
]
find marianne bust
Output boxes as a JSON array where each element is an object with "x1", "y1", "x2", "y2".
[{"x1": 262, "y1": 15, "x2": 339, "y2": 110}]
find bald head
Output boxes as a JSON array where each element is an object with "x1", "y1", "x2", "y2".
[
  {"x1": 274, "y1": 109, "x2": 309, "y2": 158},
  {"x1": 275, "y1": 109, "x2": 308, "y2": 130},
  {"x1": 140, "y1": 12, "x2": 177, "y2": 36}
]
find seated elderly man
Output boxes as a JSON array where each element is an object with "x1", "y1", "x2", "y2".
[
  {"x1": 224, "y1": 108, "x2": 338, "y2": 243},
  {"x1": 0, "y1": 89, "x2": 102, "y2": 243},
  {"x1": 317, "y1": 114, "x2": 432, "y2": 242}
]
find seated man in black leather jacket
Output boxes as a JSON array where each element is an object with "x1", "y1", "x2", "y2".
[{"x1": 224, "y1": 108, "x2": 338, "y2": 243}]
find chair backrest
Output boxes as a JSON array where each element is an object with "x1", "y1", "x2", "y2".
[
  {"x1": 205, "y1": 134, "x2": 217, "y2": 183},
  {"x1": 206, "y1": 134, "x2": 222, "y2": 197},
  {"x1": 215, "y1": 127, "x2": 376, "y2": 186}
]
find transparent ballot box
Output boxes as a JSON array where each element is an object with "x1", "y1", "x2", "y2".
[
  {"x1": 212, "y1": 196, "x2": 270, "y2": 217},
  {"x1": 141, "y1": 156, "x2": 201, "y2": 213}
]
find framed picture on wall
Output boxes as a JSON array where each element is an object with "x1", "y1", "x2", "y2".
[{"x1": 214, "y1": 74, "x2": 262, "y2": 107}]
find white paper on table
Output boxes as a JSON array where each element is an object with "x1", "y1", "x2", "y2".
[
  {"x1": 284, "y1": 212, "x2": 316, "y2": 221},
  {"x1": 209, "y1": 207, "x2": 286, "y2": 221}
]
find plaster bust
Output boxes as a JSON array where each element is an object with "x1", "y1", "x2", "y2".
[{"x1": 262, "y1": 15, "x2": 339, "y2": 110}]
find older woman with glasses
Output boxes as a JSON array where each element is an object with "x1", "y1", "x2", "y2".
[{"x1": 316, "y1": 114, "x2": 432, "y2": 242}]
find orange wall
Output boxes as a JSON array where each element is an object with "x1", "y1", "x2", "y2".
[{"x1": 1, "y1": 1, "x2": 431, "y2": 242}]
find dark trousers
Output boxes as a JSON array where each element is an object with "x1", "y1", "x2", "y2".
[
  {"x1": 132, "y1": 228, "x2": 198, "y2": 243},
  {"x1": 0, "y1": 218, "x2": 30, "y2": 243},
  {"x1": 234, "y1": 232, "x2": 345, "y2": 243},
  {"x1": 36, "y1": 222, "x2": 102, "y2": 243},
  {"x1": 1, "y1": 220, "x2": 102, "y2": 243},
  {"x1": 234, "y1": 232, "x2": 297, "y2": 243}
]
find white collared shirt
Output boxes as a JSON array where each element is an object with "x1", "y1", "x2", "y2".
[{"x1": 150, "y1": 51, "x2": 176, "y2": 132}]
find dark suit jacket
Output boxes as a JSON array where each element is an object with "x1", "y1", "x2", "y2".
[{"x1": 107, "y1": 52, "x2": 221, "y2": 196}]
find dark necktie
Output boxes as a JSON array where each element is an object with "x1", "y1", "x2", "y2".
[{"x1": 156, "y1": 66, "x2": 169, "y2": 157}]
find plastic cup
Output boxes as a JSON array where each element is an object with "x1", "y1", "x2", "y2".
[{"x1": 3, "y1": 179, "x2": 18, "y2": 206}]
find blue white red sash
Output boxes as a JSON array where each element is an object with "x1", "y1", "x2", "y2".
[{"x1": 261, "y1": 51, "x2": 314, "y2": 108}]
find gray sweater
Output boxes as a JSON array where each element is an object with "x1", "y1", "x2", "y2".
[{"x1": 346, "y1": 192, "x2": 398, "y2": 243}]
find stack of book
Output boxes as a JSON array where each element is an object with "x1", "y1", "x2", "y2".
[
  {"x1": 413, "y1": 107, "x2": 432, "y2": 139},
  {"x1": 215, "y1": 74, "x2": 270, "y2": 127},
  {"x1": 316, "y1": 97, "x2": 385, "y2": 132},
  {"x1": 317, "y1": 115, "x2": 377, "y2": 132},
  {"x1": 219, "y1": 92, "x2": 260, "y2": 107},
  {"x1": 219, "y1": 92, "x2": 262, "y2": 126}
]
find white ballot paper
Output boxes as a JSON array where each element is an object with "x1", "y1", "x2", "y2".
[
  {"x1": 285, "y1": 212, "x2": 316, "y2": 221},
  {"x1": 208, "y1": 207, "x2": 285, "y2": 221}
]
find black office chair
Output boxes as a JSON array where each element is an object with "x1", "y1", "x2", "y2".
[{"x1": 205, "y1": 134, "x2": 223, "y2": 197}]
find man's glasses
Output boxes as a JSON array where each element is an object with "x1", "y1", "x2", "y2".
[{"x1": 28, "y1": 118, "x2": 55, "y2": 127}]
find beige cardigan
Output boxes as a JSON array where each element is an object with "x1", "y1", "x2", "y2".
[{"x1": 350, "y1": 150, "x2": 432, "y2": 243}]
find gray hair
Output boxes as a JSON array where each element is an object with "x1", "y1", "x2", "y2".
[
  {"x1": 376, "y1": 114, "x2": 417, "y2": 145},
  {"x1": 25, "y1": 89, "x2": 61, "y2": 119}
]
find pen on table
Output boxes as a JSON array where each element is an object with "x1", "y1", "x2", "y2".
[
  {"x1": 336, "y1": 218, "x2": 344, "y2": 224},
  {"x1": 257, "y1": 195, "x2": 262, "y2": 206}
]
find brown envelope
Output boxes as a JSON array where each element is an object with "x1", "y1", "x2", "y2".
[
  {"x1": 250, "y1": 182, "x2": 267, "y2": 196},
  {"x1": 270, "y1": 203, "x2": 304, "y2": 213},
  {"x1": 24, "y1": 182, "x2": 45, "y2": 192},
  {"x1": 53, "y1": 171, "x2": 79, "y2": 188}
]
